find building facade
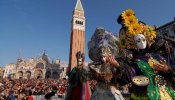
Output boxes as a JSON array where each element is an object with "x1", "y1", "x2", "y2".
[
  {"x1": 3, "y1": 63, "x2": 16, "y2": 79},
  {"x1": 0, "y1": 67, "x2": 4, "y2": 78},
  {"x1": 69, "y1": 0, "x2": 85, "y2": 72},
  {"x1": 156, "y1": 18, "x2": 175, "y2": 67},
  {"x1": 3, "y1": 52, "x2": 67, "y2": 79}
]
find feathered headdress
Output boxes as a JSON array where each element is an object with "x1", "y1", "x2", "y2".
[{"x1": 118, "y1": 9, "x2": 157, "y2": 49}]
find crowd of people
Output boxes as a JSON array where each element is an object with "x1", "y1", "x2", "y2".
[
  {"x1": 0, "y1": 78, "x2": 68, "y2": 100},
  {"x1": 0, "y1": 77, "x2": 98, "y2": 100}
]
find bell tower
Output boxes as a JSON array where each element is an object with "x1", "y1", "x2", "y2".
[{"x1": 68, "y1": 0, "x2": 85, "y2": 72}]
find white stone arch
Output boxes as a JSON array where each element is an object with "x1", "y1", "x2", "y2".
[
  {"x1": 25, "y1": 71, "x2": 31, "y2": 79},
  {"x1": 45, "y1": 71, "x2": 51, "y2": 79},
  {"x1": 17, "y1": 71, "x2": 23, "y2": 79},
  {"x1": 34, "y1": 69, "x2": 43, "y2": 79}
]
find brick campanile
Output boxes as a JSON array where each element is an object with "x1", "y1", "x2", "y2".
[{"x1": 68, "y1": 0, "x2": 85, "y2": 72}]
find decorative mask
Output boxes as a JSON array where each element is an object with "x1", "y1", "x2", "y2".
[
  {"x1": 76, "y1": 51, "x2": 84, "y2": 67},
  {"x1": 101, "y1": 53, "x2": 107, "y2": 63},
  {"x1": 77, "y1": 58, "x2": 82, "y2": 66},
  {"x1": 134, "y1": 34, "x2": 147, "y2": 49}
]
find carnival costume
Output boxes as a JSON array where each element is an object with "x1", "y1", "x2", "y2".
[
  {"x1": 118, "y1": 9, "x2": 175, "y2": 100},
  {"x1": 65, "y1": 52, "x2": 91, "y2": 100},
  {"x1": 88, "y1": 27, "x2": 125, "y2": 100}
]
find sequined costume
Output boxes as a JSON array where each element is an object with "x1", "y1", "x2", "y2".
[{"x1": 117, "y1": 9, "x2": 175, "y2": 100}]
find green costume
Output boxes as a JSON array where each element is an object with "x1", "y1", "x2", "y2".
[{"x1": 137, "y1": 60, "x2": 175, "y2": 100}]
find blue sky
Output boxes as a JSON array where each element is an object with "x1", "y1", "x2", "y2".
[{"x1": 0, "y1": 0, "x2": 175, "y2": 66}]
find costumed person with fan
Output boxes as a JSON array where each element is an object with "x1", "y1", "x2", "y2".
[
  {"x1": 88, "y1": 27, "x2": 125, "y2": 100},
  {"x1": 65, "y1": 51, "x2": 91, "y2": 100},
  {"x1": 117, "y1": 9, "x2": 175, "y2": 100}
]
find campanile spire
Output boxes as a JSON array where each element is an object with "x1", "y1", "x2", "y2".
[{"x1": 68, "y1": 0, "x2": 85, "y2": 72}]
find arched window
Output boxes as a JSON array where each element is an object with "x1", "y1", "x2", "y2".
[
  {"x1": 75, "y1": 20, "x2": 83, "y2": 25},
  {"x1": 34, "y1": 69, "x2": 43, "y2": 79},
  {"x1": 17, "y1": 71, "x2": 23, "y2": 79},
  {"x1": 25, "y1": 71, "x2": 31, "y2": 79},
  {"x1": 45, "y1": 71, "x2": 51, "y2": 79}
]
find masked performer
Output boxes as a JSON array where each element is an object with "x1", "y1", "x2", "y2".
[
  {"x1": 88, "y1": 27, "x2": 125, "y2": 100},
  {"x1": 117, "y1": 9, "x2": 175, "y2": 100},
  {"x1": 65, "y1": 51, "x2": 91, "y2": 100}
]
